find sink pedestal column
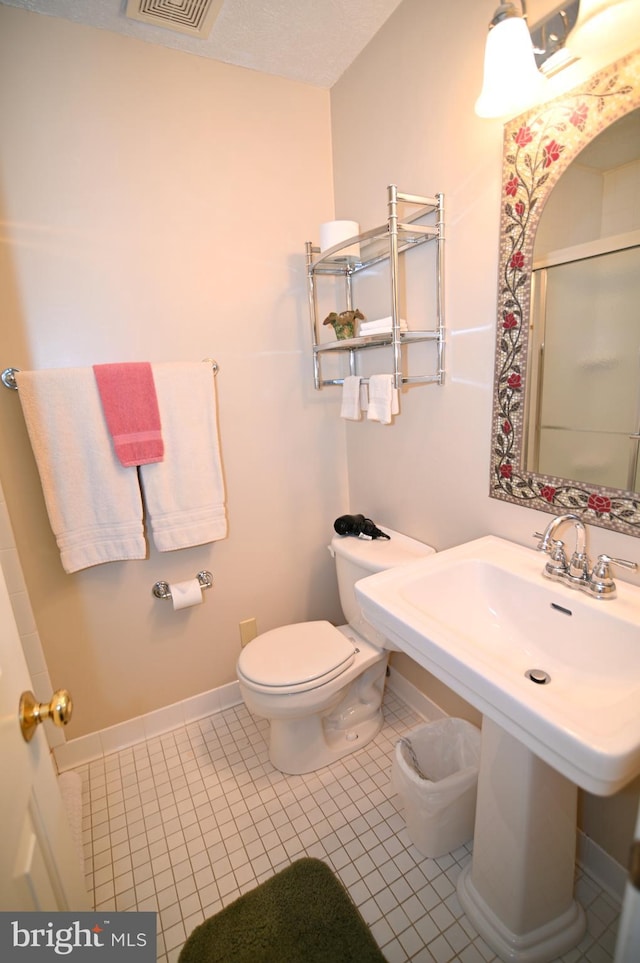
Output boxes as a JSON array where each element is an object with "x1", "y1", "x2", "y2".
[{"x1": 457, "y1": 717, "x2": 586, "y2": 962}]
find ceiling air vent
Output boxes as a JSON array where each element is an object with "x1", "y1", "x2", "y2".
[{"x1": 126, "y1": 0, "x2": 223, "y2": 39}]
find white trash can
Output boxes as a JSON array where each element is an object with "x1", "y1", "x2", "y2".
[{"x1": 392, "y1": 718, "x2": 481, "y2": 858}]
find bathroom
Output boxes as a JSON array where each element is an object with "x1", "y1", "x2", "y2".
[{"x1": 0, "y1": 0, "x2": 639, "y2": 959}]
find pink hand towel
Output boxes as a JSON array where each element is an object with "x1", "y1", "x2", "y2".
[{"x1": 93, "y1": 362, "x2": 164, "y2": 467}]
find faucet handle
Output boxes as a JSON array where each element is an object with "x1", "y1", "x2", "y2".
[
  {"x1": 593, "y1": 553, "x2": 637, "y2": 574},
  {"x1": 588, "y1": 554, "x2": 637, "y2": 599},
  {"x1": 608, "y1": 554, "x2": 636, "y2": 570},
  {"x1": 544, "y1": 539, "x2": 568, "y2": 577}
]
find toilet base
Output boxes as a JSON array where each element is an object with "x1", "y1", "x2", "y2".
[
  {"x1": 266, "y1": 657, "x2": 388, "y2": 774},
  {"x1": 269, "y1": 705, "x2": 384, "y2": 775}
]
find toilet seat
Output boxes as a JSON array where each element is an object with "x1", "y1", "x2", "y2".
[{"x1": 237, "y1": 621, "x2": 357, "y2": 695}]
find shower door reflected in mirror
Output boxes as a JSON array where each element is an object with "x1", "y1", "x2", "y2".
[{"x1": 526, "y1": 242, "x2": 640, "y2": 490}]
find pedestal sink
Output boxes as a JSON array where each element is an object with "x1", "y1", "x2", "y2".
[{"x1": 355, "y1": 535, "x2": 640, "y2": 962}]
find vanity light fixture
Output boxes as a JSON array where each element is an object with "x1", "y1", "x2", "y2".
[
  {"x1": 530, "y1": 2, "x2": 580, "y2": 76},
  {"x1": 476, "y1": 0, "x2": 639, "y2": 118},
  {"x1": 569, "y1": 0, "x2": 640, "y2": 60},
  {"x1": 475, "y1": 1, "x2": 549, "y2": 118}
]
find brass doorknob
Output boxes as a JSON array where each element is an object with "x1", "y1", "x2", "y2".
[{"x1": 19, "y1": 689, "x2": 73, "y2": 743}]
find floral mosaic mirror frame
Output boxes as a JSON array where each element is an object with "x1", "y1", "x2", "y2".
[{"x1": 490, "y1": 48, "x2": 640, "y2": 536}]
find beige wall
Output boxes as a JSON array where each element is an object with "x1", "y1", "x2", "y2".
[
  {"x1": 330, "y1": 0, "x2": 640, "y2": 865},
  {"x1": 0, "y1": 6, "x2": 345, "y2": 736},
  {"x1": 2, "y1": 0, "x2": 639, "y2": 867}
]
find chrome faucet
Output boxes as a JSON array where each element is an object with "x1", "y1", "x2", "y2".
[
  {"x1": 534, "y1": 513, "x2": 637, "y2": 599},
  {"x1": 535, "y1": 513, "x2": 589, "y2": 584}
]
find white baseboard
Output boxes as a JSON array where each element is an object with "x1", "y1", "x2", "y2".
[
  {"x1": 576, "y1": 832, "x2": 626, "y2": 904},
  {"x1": 386, "y1": 668, "x2": 625, "y2": 906},
  {"x1": 54, "y1": 680, "x2": 242, "y2": 772},
  {"x1": 56, "y1": 670, "x2": 424, "y2": 773},
  {"x1": 386, "y1": 666, "x2": 447, "y2": 722}
]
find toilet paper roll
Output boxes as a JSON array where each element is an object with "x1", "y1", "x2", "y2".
[
  {"x1": 169, "y1": 579, "x2": 203, "y2": 611},
  {"x1": 319, "y1": 220, "x2": 361, "y2": 261}
]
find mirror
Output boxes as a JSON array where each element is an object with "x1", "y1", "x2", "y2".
[
  {"x1": 526, "y1": 111, "x2": 640, "y2": 490},
  {"x1": 490, "y1": 48, "x2": 640, "y2": 536}
]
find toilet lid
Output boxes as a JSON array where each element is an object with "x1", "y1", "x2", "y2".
[{"x1": 237, "y1": 621, "x2": 356, "y2": 691}]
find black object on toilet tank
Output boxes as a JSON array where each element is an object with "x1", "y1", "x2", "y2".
[{"x1": 333, "y1": 514, "x2": 391, "y2": 540}]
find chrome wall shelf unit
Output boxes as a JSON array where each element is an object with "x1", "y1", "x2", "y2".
[{"x1": 306, "y1": 186, "x2": 445, "y2": 391}]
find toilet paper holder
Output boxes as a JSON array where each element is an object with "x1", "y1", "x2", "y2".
[{"x1": 152, "y1": 571, "x2": 213, "y2": 600}]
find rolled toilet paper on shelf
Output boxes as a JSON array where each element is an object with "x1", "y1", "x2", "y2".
[
  {"x1": 319, "y1": 219, "x2": 361, "y2": 261},
  {"x1": 169, "y1": 578, "x2": 203, "y2": 611}
]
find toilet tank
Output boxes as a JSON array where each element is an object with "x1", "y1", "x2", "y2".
[{"x1": 329, "y1": 526, "x2": 435, "y2": 636}]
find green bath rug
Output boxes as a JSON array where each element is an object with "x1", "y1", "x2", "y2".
[{"x1": 178, "y1": 857, "x2": 387, "y2": 962}]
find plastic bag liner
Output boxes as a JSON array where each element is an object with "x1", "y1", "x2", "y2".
[{"x1": 392, "y1": 718, "x2": 481, "y2": 858}]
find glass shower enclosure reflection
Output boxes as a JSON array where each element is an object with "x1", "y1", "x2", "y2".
[{"x1": 526, "y1": 238, "x2": 640, "y2": 492}]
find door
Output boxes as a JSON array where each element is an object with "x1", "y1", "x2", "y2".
[{"x1": 0, "y1": 562, "x2": 89, "y2": 910}]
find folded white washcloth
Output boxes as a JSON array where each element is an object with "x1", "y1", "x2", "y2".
[
  {"x1": 340, "y1": 375, "x2": 363, "y2": 420},
  {"x1": 16, "y1": 368, "x2": 146, "y2": 573},
  {"x1": 359, "y1": 317, "x2": 408, "y2": 334},
  {"x1": 367, "y1": 374, "x2": 399, "y2": 425},
  {"x1": 139, "y1": 363, "x2": 228, "y2": 551}
]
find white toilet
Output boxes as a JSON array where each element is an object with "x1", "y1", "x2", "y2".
[{"x1": 236, "y1": 526, "x2": 435, "y2": 774}]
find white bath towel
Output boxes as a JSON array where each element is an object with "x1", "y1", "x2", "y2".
[
  {"x1": 367, "y1": 374, "x2": 399, "y2": 425},
  {"x1": 16, "y1": 368, "x2": 146, "y2": 573},
  {"x1": 139, "y1": 363, "x2": 227, "y2": 551},
  {"x1": 340, "y1": 375, "x2": 363, "y2": 420}
]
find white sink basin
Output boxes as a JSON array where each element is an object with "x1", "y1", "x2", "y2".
[{"x1": 356, "y1": 535, "x2": 640, "y2": 795}]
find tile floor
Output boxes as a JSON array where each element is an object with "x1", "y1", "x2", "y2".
[{"x1": 78, "y1": 690, "x2": 621, "y2": 962}]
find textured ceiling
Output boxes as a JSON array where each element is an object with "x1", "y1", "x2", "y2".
[{"x1": 0, "y1": 0, "x2": 406, "y2": 88}]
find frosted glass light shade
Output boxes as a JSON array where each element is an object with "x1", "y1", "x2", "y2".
[
  {"x1": 475, "y1": 17, "x2": 548, "y2": 118},
  {"x1": 569, "y1": 0, "x2": 640, "y2": 59}
]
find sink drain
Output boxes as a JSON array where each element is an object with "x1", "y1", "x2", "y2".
[{"x1": 525, "y1": 669, "x2": 551, "y2": 685}]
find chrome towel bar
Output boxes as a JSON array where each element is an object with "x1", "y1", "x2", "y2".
[
  {"x1": 2, "y1": 359, "x2": 219, "y2": 390},
  {"x1": 152, "y1": 571, "x2": 213, "y2": 600}
]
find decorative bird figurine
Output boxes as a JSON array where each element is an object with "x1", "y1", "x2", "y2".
[{"x1": 323, "y1": 308, "x2": 365, "y2": 340}]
